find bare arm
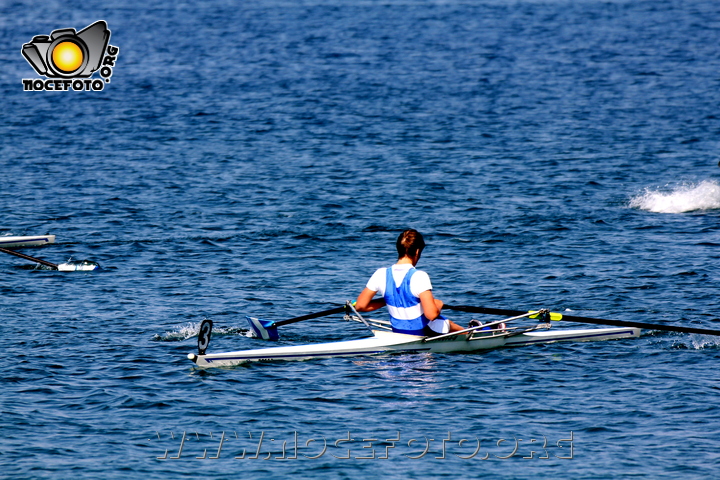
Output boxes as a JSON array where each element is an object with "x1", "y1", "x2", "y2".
[
  {"x1": 355, "y1": 288, "x2": 386, "y2": 312},
  {"x1": 419, "y1": 291, "x2": 463, "y2": 331},
  {"x1": 418, "y1": 290, "x2": 443, "y2": 320}
]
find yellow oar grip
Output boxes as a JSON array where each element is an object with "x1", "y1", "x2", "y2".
[{"x1": 528, "y1": 311, "x2": 563, "y2": 321}]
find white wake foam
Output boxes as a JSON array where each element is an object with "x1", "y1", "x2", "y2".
[
  {"x1": 153, "y1": 321, "x2": 248, "y2": 341},
  {"x1": 629, "y1": 180, "x2": 720, "y2": 213}
]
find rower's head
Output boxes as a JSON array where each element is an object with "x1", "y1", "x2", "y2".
[{"x1": 396, "y1": 229, "x2": 425, "y2": 264}]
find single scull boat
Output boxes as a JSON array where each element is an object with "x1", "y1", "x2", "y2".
[{"x1": 187, "y1": 304, "x2": 641, "y2": 368}]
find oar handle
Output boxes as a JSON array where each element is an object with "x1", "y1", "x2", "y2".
[
  {"x1": 0, "y1": 246, "x2": 58, "y2": 269},
  {"x1": 445, "y1": 304, "x2": 720, "y2": 337}
]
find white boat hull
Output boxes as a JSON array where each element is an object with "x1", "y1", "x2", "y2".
[
  {"x1": 0, "y1": 235, "x2": 55, "y2": 248},
  {"x1": 188, "y1": 326, "x2": 641, "y2": 368}
]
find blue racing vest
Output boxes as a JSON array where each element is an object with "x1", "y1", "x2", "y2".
[{"x1": 384, "y1": 267, "x2": 429, "y2": 335}]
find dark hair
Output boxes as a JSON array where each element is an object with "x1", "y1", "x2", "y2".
[{"x1": 396, "y1": 229, "x2": 426, "y2": 259}]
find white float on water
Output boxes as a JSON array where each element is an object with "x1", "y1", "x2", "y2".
[{"x1": 57, "y1": 260, "x2": 100, "y2": 271}]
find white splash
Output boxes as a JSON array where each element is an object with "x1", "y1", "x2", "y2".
[
  {"x1": 689, "y1": 335, "x2": 720, "y2": 350},
  {"x1": 153, "y1": 321, "x2": 247, "y2": 341},
  {"x1": 629, "y1": 180, "x2": 720, "y2": 213},
  {"x1": 154, "y1": 322, "x2": 202, "y2": 341},
  {"x1": 672, "y1": 335, "x2": 720, "y2": 350}
]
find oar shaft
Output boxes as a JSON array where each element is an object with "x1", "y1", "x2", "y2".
[
  {"x1": 0, "y1": 246, "x2": 58, "y2": 269},
  {"x1": 444, "y1": 305, "x2": 720, "y2": 337},
  {"x1": 275, "y1": 306, "x2": 346, "y2": 327},
  {"x1": 549, "y1": 314, "x2": 720, "y2": 337}
]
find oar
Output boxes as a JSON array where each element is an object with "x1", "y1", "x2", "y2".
[
  {"x1": 246, "y1": 306, "x2": 346, "y2": 340},
  {"x1": 444, "y1": 305, "x2": 720, "y2": 337},
  {"x1": 0, "y1": 247, "x2": 100, "y2": 271},
  {"x1": 0, "y1": 246, "x2": 59, "y2": 269}
]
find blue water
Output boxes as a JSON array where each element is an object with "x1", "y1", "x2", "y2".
[{"x1": 2, "y1": 0, "x2": 720, "y2": 478}]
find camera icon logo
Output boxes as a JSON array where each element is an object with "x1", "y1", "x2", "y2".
[{"x1": 22, "y1": 20, "x2": 110, "y2": 78}]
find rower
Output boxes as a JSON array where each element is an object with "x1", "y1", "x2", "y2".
[{"x1": 354, "y1": 229, "x2": 465, "y2": 337}]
